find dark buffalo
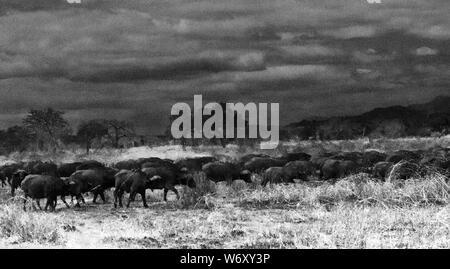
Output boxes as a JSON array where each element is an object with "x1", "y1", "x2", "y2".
[
  {"x1": 243, "y1": 157, "x2": 288, "y2": 173},
  {"x1": 10, "y1": 170, "x2": 29, "y2": 196},
  {"x1": 57, "y1": 162, "x2": 82, "y2": 177},
  {"x1": 21, "y1": 174, "x2": 70, "y2": 211},
  {"x1": 331, "y1": 152, "x2": 364, "y2": 166},
  {"x1": 386, "y1": 150, "x2": 422, "y2": 163},
  {"x1": 142, "y1": 166, "x2": 196, "y2": 201},
  {"x1": 320, "y1": 159, "x2": 357, "y2": 180},
  {"x1": 372, "y1": 162, "x2": 394, "y2": 180},
  {"x1": 22, "y1": 161, "x2": 43, "y2": 173},
  {"x1": 114, "y1": 169, "x2": 157, "y2": 208},
  {"x1": 261, "y1": 167, "x2": 295, "y2": 187},
  {"x1": 420, "y1": 153, "x2": 450, "y2": 175},
  {"x1": 202, "y1": 161, "x2": 251, "y2": 184},
  {"x1": 175, "y1": 156, "x2": 217, "y2": 172},
  {"x1": 114, "y1": 159, "x2": 140, "y2": 170},
  {"x1": 76, "y1": 160, "x2": 105, "y2": 170},
  {"x1": 362, "y1": 151, "x2": 387, "y2": 169},
  {"x1": 310, "y1": 156, "x2": 330, "y2": 171},
  {"x1": 282, "y1": 152, "x2": 311, "y2": 162},
  {"x1": 67, "y1": 167, "x2": 118, "y2": 205},
  {"x1": 238, "y1": 153, "x2": 270, "y2": 166},
  {"x1": 283, "y1": 160, "x2": 316, "y2": 181},
  {"x1": 388, "y1": 161, "x2": 421, "y2": 180},
  {"x1": 137, "y1": 157, "x2": 172, "y2": 167},
  {"x1": 141, "y1": 159, "x2": 180, "y2": 171},
  {"x1": 31, "y1": 161, "x2": 58, "y2": 176},
  {"x1": 0, "y1": 163, "x2": 22, "y2": 187}
]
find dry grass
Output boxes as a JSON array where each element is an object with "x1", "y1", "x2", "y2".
[
  {"x1": 1, "y1": 171, "x2": 448, "y2": 248},
  {"x1": 177, "y1": 173, "x2": 217, "y2": 210},
  {"x1": 0, "y1": 137, "x2": 449, "y2": 248},
  {"x1": 239, "y1": 173, "x2": 449, "y2": 209},
  {"x1": 0, "y1": 204, "x2": 63, "y2": 245}
]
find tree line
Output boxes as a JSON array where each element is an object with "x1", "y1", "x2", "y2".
[{"x1": 0, "y1": 108, "x2": 136, "y2": 155}]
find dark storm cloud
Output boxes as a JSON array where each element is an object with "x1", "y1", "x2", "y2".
[
  {"x1": 0, "y1": 0, "x2": 450, "y2": 134},
  {"x1": 0, "y1": 0, "x2": 78, "y2": 13}
]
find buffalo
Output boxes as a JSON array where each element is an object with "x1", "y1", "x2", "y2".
[
  {"x1": 10, "y1": 170, "x2": 29, "y2": 196},
  {"x1": 238, "y1": 153, "x2": 271, "y2": 166},
  {"x1": 282, "y1": 152, "x2": 311, "y2": 162},
  {"x1": 137, "y1": 157, "x2": 173, "y2": 168},
  {"x1": 21, "y1": 174, "x2": 70, "y2": 211},
  {"x1": 66, "y1": 167, "x2": 118, "y2": 205},
  {"x1": 331, "y1": 152, "x2": 364, "y2": 166},
  {"x1": 114, "y1": 169, "x2": 158, "y2": 208},
  {"x1": 57, "y1": 162, "x2": 82, "y2": 178},
  {"x1": 202, "y1": 161, "x2": 251, "y2": 184},
  {"x1": 142, "y1": 166, "x2": 196, "y2": 201},
  {"x1": 386, "y1": 150, "x2": 422, "y2": 163},
  {"x1": 31, "y1": 161, "x2": 58, "y2": 176},
  {"x1": 261, "y1": 167, "x2": 295, "y2": 187},
  {"x1": 22, "y1": 161, "x2": 42, "y2": 173},
  {"x1": 362, "y1": 151, "x2": 387, "y2": 171},
  {"x1": 114, "y1": 159, "x2": 140, "y2": 171},
  {"x1": 0, "y1": 162, "x2": 23, "y2": 187},
  {"x1": 243, "y1": 157, "x2": 288, "y2": 173},
  {"x1": 320, "y1": 159, "x2": 357, "y2": 180},
  {"x1": 175, "y1": 156, "x2": 217, "y2": 172},
  {"x1": 76, "y1": 160, "x2": 105, "y2": 170},
  {"x1": 388, "y1": 161, "x2": 421, "y2": 180},
  {"x1": 372, "y1": 162, "x2": 394, "y2": 180},
  {"x1": 283, "y1": 160, "x2": 316, "y2": 181}
]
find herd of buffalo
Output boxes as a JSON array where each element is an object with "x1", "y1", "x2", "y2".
[{"x1": 0, "y1": 146, "x2": 449, "y2": 211}]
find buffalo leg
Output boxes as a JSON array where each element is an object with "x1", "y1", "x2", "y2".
[
  {"x1": 164, "y1": 187, "x2": 179, "y2": 201},
  {"x1": 163, "y1": 189, "x2": 169, "y2": 201},
  {"x1": 93, "y1": 193, "x2": 98, "y2": 203},
  {"x1": 46, "y1": 197, "x2": 57, "y2": 212},
  {"x1": 61, "y1": 196, "x2": 70, "y2": 208},
  {"x1": 99, "y1": 192, "x2": 106, "y2": 203},
  {"x1": 140, "y1": 191, "x2": 148, "y2": 208},
  {"x1": 173, "y1": 188, "x2": 180, "y2": 200},
  {"x1": 127, "y1": 191, "x2": 136, "y2": 208},
  {"x1": 118, "y1": 190, "x2": 124, "y2": 207},
  {"x1": 36, "y1": 199, "x2": 42, "y2": 211},
  {"x1": 113, "y1": 190, "x2": 118, "y2": 208},
  {"x1": 261, "y1": 176, "x2": 269, "y2": 187}
]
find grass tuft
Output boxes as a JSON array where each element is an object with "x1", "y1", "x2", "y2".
[{"x1": 0, "y1": 205, "x2": 63, "y2": 244}]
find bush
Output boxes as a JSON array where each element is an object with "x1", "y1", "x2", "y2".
[
  {"x1": 0, "y1": 205, "x2": 63, "y2": 244},
  {"x1": 178, "y1": 173, "x2": 217, "y2": 209}
]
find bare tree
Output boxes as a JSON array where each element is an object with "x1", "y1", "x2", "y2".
[
  {"x1": 104, "y1": 120, "x2": 135, "y2": 148},
  {"x1": 77, "y1": 120, "x2": 109, "y2": 154}
]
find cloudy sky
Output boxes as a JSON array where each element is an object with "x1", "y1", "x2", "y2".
[{"x1": 0, "y1": 0, "x2": 449, "y2": 134}]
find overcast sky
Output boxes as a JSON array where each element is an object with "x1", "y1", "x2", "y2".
[{"x1": 0, "y1": 0, "x2": 449, "y2": 134}]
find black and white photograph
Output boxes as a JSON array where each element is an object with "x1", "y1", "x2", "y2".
[{"x1": 0, "y1": 0, "x2": 449, "y2": 252}]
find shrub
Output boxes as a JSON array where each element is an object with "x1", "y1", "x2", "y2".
[
  {"x1": 178, "y1": 173, "x2": 217, "y2": 209},
  {"x1": 0, "y1": 205, "x2": 63, "y2": 244}
]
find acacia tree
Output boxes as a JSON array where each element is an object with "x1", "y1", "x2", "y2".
[
  {"x1": 23, "y1": 108, "x2": 70, "y2": 151},
  {"x1": 104, "y1": 120, "x2": 135, "y2": 148},
  {"x1": 77, "y1": 120, "x2": 109, "y2": 154}
]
